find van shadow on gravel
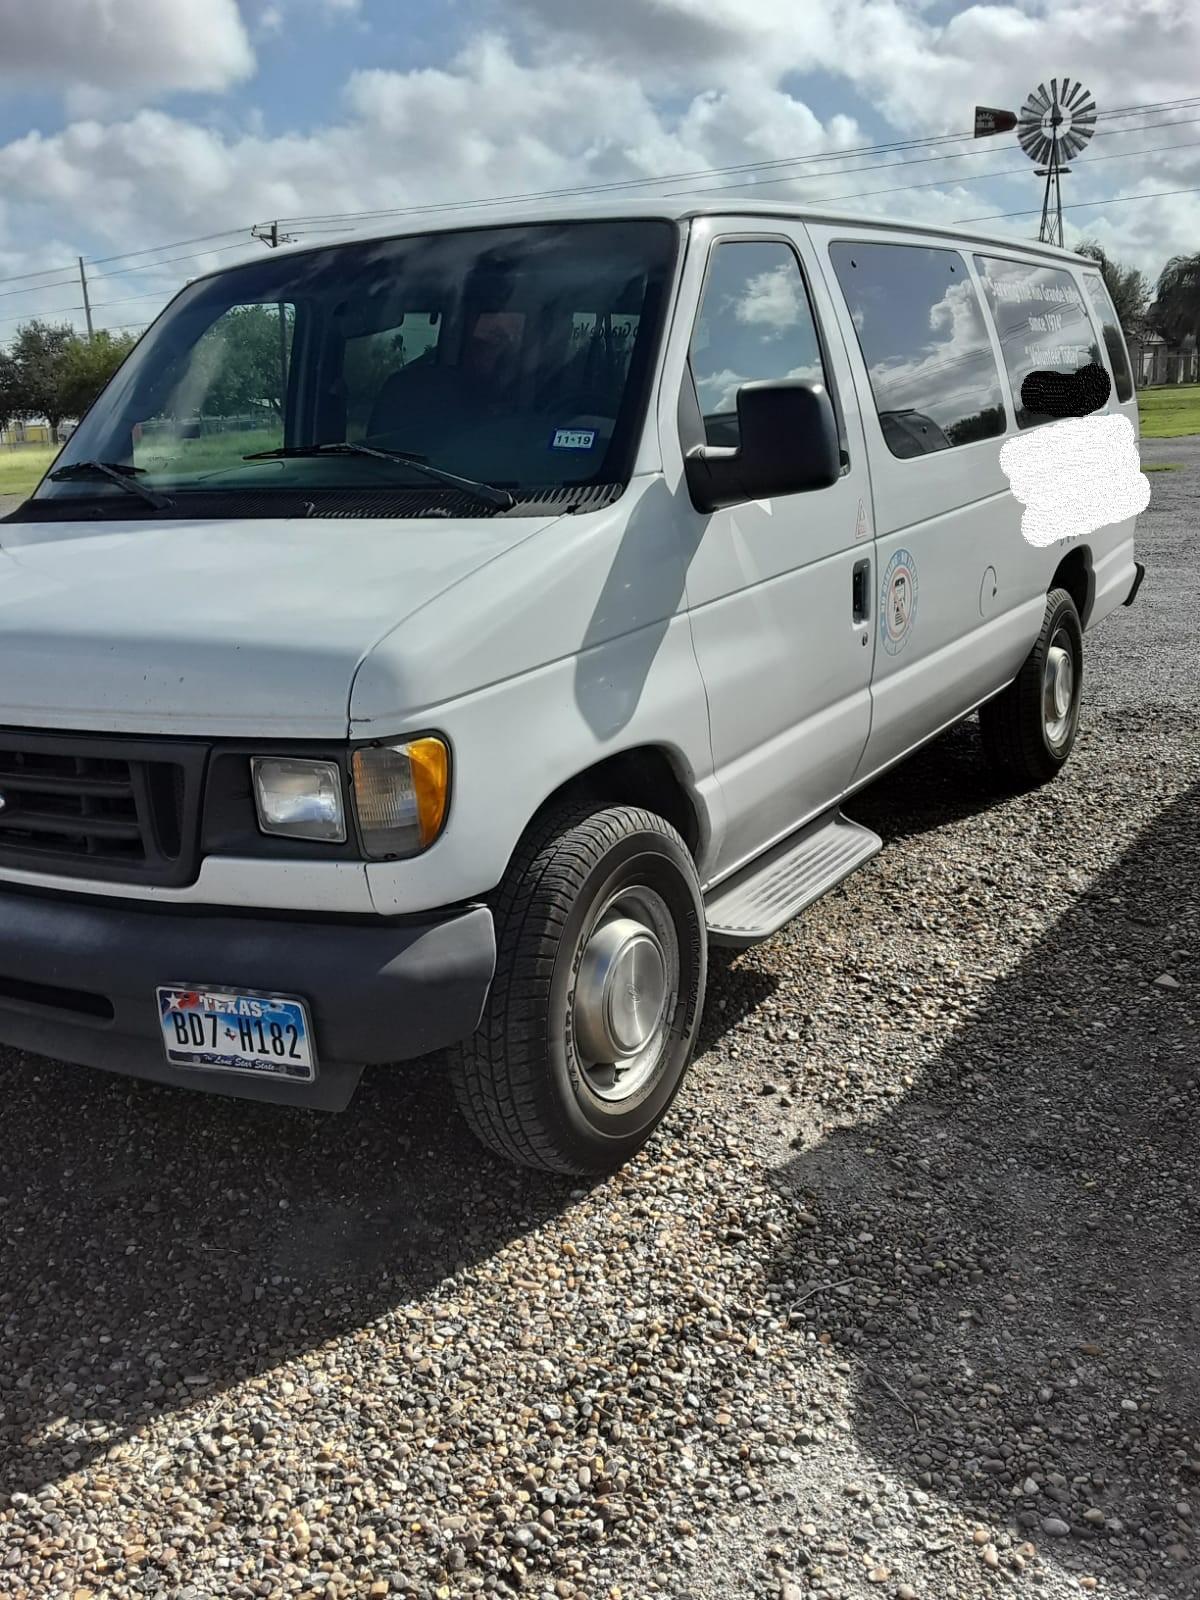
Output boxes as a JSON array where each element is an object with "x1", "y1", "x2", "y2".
[
  {"x1": 768, "y1": 775, "x2": 1200, "y2": 1591},
  {"x1": 0, "y1": 929, "x2": 769, "y2": 1500}
]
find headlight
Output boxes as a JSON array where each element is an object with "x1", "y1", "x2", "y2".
[
  {"x1": 351, "y1": 737, "x2": 449, "y2": 857},
  {"x1": 251, "y1": 757, "x2": 346, "y2": 843}
]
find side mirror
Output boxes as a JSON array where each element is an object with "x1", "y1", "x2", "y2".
[{"x1": 684, "y1": 379, "x2": 841, "y2": 513}]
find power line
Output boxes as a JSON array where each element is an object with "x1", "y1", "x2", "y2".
[
  {"x1": 273, "y1": 130, "x2": 987, "y2": 230},
  {"x1": 675, "y1": 129, "x2": 1200, "y2": 204},
  {"x1": 87, "y1": 239, "x2": 263, "y2": 282},
  {"x1": 0, "y1": 273, "x2": 78, "y2": 303},
  {"x1": 670, "y1": 117, "x2": 1200, "y2": 201},
  {"x1": 1, "y1": 89, "x2": 1197, "y2": 309},
  {"x1": 87, "y1": 289, "x2": 185, "y2": 310},
  {"x1": 273, "y1": 95, "x2": 1200, "y2": 230},
  {"x1": 84, "y1": 226, "x2": 250, "y2": 267},
  {"x1": 1094, "y1": 94, "x2": 1200, "y2": 120},
  {"x1": 957, "y1": 183, "x2": 1200, "y2": 222}
]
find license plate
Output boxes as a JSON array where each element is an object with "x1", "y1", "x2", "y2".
[{"x1": 157, "y1": 986, "x2": 316, "y2": 1083}]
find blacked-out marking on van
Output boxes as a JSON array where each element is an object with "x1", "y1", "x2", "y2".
[{"x1": 1020, "y1": 362, "x2": 1110, "y2": 420}]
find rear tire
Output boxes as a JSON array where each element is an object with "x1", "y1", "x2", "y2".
[
  {"x1": 980, "y1": 586, "x2": 1083, "y2": 788},
  {"x1": 449, "y1": 803, "x2": 707, "y2": 1174}
]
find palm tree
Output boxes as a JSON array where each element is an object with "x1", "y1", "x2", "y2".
[
  {"x1": 1075, "y1": 241, "x2": 1149, "y2": 332},
  {"x1": 1151, "y1": 253, "x2": 1200, "y2": 343}
]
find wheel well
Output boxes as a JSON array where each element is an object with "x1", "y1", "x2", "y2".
[
  {"x1": 1050, "y1": 548, "x2": 1094, "y2": 626},
  {"x1": 534, "y1": 747, "x2": 703, "y2": 858}
]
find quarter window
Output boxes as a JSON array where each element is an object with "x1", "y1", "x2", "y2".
[
  {"x1": 689, "y1": 241, "x2": 827, "y2": 449},
  {"x1": 974, "y1": 257, "x2": 1103, "y2": 427},
  {"x1": 1081, "y1": 274, "x2": 1134, "y2": 402},
  {"x1": 830, "y1": 241, "x2": 1005, "y2": 458}
]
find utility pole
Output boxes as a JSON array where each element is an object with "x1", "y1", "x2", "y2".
[
  {"x1": 78, "y1": 256, "x2": 94, "y2": 338},
  {"x1": 251, "y1": 220, "x2": 296, "y2": 249}
]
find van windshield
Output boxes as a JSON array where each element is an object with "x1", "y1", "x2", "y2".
[{"x1": 36, "y1": 219, "x2": 678, "y2": 516}]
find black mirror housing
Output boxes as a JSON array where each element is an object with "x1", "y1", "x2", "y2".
[{"x1": 685, "y1": 379, "x2": 841, "y2": 512}]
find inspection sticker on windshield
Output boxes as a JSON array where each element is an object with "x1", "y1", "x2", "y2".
[
  {"x1": 551, "y1": 428, "x2": 596, "y2": 450},
  {"x1": 157, "y1": 986, "x2": 316, "y2": 1083}
]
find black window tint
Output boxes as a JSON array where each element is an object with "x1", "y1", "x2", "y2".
[
  {"x1": 689, "y1": 241, "x2": 826, "y2": 449},
  {"x1": 830, "y1": 241, "x2": 1005, "y2": 458},
  {"x1": 1082, "y1": 274, "x2": 1134, "y2": 402},
  {"x1": 974, "y1": 256, "x2": 1104, "y2": 427}
]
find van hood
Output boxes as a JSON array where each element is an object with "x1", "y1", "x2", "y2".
[{"x1": 0, "y1": 512, "x2": 557, "y2": 737}]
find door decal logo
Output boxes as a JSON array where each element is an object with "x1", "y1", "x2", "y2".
[
  {"x1": 855, "y1": 497, "x2": 870, "y2": 541},
  {"x1": 880, "y1": 548, "x2": 918, "y2": 655}
]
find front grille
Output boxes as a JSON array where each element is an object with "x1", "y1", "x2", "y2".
[{"x1": 0, "y1": 731, "x2": 207, "y2": 886}]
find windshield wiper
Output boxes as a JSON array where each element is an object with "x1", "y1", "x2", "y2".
[
  {"x1": 243, "y1": 442, "x2": 515, "y2": 511},
  {"x1": 49, "y1": 460, "x2": 173, "y2": 510}
]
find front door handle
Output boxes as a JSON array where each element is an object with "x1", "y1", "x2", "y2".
[{"x1": 852, "y1": 558, "x2": 871, "y2": 624}]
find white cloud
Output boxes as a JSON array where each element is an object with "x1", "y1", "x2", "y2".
[
  {"x1": 0, "y1": 0, "x2": 1198, "y2": 344},
  {"x1": 0, "y1": 0, "x2": 254, "y2": 96},
  {"x1": 512, "y1": 0, "x2": 1200, "y2": 136},
  {"x1": 734, "y1": 265, "x2": 805, "y2": 338}
]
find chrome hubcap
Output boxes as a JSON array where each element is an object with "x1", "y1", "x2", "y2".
[
  {"x1": 1043, "y1": 630, "x2": 1075, "y2": 745},
  {"x1": 572, "y1": 887, "x2": 677, "y2": 1103}
]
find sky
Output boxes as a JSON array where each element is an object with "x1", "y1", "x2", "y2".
[{"x1": 1, "y1": 0, "x2": 1198, "y2": 342}]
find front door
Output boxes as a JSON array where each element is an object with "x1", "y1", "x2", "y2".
[{"x1": 668, "y1": 221, "x2": 876, "y2": 882}]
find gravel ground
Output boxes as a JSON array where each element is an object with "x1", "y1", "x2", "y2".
[{"x1": 1, "y1": 441, "x2": 1197, "y2": 1600}]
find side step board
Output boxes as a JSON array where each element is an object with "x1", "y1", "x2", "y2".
[{"x1": 704, "y1": 810, "x2": 883, "y2": 948}]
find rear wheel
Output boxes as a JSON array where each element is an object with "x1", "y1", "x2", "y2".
[
  {"x1": 980, "y1": 586, "x2": 1083, "y2": 788},
  {"x1": 450, "y1": 803, "x2": 707, "y2": 1174}
]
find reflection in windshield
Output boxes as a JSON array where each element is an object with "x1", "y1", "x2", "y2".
[{"x1": 38, "y1": 220, "x2": 677, "y2": 512}]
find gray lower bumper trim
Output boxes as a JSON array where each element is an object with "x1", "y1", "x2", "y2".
[{"x1": 0, "y1": 886, "x2": 495, "y2": 1111}]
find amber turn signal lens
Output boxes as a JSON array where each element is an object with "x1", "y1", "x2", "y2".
[{"x1": 351, "y1": 737, "x2": 449, "y2": 857}]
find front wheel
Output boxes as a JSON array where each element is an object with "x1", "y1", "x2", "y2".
[
  {"x1": 450, "y1": 803, "x2": 708, "y2": 1174},
  {"x1": 980, "y1": 586, "x2": 1083, "y2": 788}
]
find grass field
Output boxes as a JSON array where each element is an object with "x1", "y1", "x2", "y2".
[
  {"x1": 1136, "y1": 384, "x2": 1200, "y2": 438},
  {"x1": 1, "y1": 390, "x2": 1195, "y2": 501},
  {"x1": 0, "y1": 446, "x2": 57, "y2": 498}
]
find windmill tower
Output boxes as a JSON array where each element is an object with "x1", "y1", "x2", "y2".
[
  {"x1": 975, "y1": 79, "x2": 1097, "y2": 246},
  {"x1": 1017, "y1": 80, "x2": 1097, "y2": 246}
]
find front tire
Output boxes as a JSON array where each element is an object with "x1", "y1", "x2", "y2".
[
  {"x1": 450, "y1": 803, "x2": 707, "y2": 1175},
  {"x1": 980, "y1": 586, "x2": 1083, "y2": 788}
]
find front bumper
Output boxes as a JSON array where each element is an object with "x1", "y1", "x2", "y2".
[{"x1": 0, "y1": 886, "x2": 495, "y2": 1110}]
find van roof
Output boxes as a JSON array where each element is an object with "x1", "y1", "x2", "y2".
[{"x1": 253, "y1": 193, "x2": 1090, "y2": 271}]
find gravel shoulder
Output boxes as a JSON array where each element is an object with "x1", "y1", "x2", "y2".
[{"x1": 0, "y1": 443, "x2": 1197, "y2": 1600}]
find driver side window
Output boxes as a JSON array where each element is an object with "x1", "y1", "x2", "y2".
[{"x1": 689, "y1": 240, "x2": 827, "y2": 449}]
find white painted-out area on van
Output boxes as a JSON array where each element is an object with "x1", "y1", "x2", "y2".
[{"x1": 999, "y1": 412, "x2": 1151, "y2": 548}]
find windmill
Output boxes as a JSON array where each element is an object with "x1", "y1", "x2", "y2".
[{"x1": 974, "y1": 79, "x2": 1097, "y2": 246}]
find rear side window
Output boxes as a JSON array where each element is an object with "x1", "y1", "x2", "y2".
[
  {"x1": 1081, "y1": 274, "x2": 1134, "y2": 402},
  {"x1": 830, "y1": 241, "x2": 1005, "y2": 458},
  {"x1": 974, "y1": 257, "x2": 1103, "y2": 427},
  {"x1": 689, "y1": 240, "x2": 827, "y2": 449}
]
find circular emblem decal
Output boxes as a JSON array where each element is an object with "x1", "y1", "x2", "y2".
[{"x1": 880, "y1": 547, "x2": 919, "y2": 656}]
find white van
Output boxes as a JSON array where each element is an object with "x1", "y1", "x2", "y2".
[{"x1": 0, "y1": 200, "x2": 1143, "y2": 1173}]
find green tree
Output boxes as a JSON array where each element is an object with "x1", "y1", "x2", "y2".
[
  {"x1": 1151, "y1": 253, "x2": 1200, "y2": 343},
  {"x1": 0, "y1": 348, "x2": 20, "y2": 434},
  {"x1": 1075, "y1": 241, "x2": 1149, "y2": 332},
  {"x1": 57, "y1": 330, "x2": 138, "y2": 421},
  {"x1": 190, "y1": 304, "x2": 293, "y2": 419},
  {"x1": 8, "y1": 320, "x2": 75, "y2": 435}
]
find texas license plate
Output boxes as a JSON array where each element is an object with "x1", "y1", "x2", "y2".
[{"x1": 157, "y1": 986, "x2": 316, "y2": 1082}]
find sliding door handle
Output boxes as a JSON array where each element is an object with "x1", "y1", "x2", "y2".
[{"x1": 852, "y1": 558, "x2": 871, "y2": 624}]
